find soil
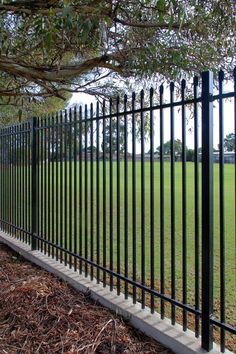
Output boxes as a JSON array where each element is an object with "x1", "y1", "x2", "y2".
[{"x1": 0, "y1": 243, "x2": 173, "y2": 354}]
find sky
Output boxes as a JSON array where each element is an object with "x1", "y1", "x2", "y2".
[{"x1": 69, "y1": 81, "x2": 235, "y2": 153}]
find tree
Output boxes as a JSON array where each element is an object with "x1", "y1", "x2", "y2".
[
  {"x1": 223, "y1": 133, "x2": 235, "y2": 152},
  {"x1": 0, "y1": 93, "x2": 71, "y2": 124},
  {"x1": 156, "y1": 139, "x2": 182, "y2": 158},
  {"x1": 83, "y1": 145, "x2": 97, "y2": 153},
  {"x1": 186, "y1": 148, "x2": 194, "y2": 162},
  {"x1": 102, "y1": 119, "x2": 125, "y2": 156},
  {"x1": 0, "y1": 0, "x2": 235, "y2": 103},
  {"x1": 88, "y1": 145, "x2": 97, "y2": 153}
]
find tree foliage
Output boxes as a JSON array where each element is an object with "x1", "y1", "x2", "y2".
[
  {"x1": 0, "y1": 92, "x2": 71, "y2": 124},
  {"x1": 102, "y1": 119, "x2": 125, "y2": 155},
  {"x1": 0, "y1": 0, "x2": 235, "y2": 104},
  {"x1": 155, "y1": 139, "x2": 196, "y2": 161},
  {"x1": 156, "y1": 138, "x2": 182, "y2": 156},
  {"x1": 223, "y1": 133, "x2": 235, "y2": 152}
]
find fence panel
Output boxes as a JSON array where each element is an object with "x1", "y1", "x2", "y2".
[{"x1": 0, "y1": 69, "x2": 235, "y2": 352}]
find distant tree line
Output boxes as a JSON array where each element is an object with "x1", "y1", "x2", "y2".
[
  {"x1": 153, "y1": 133, "x2": 235, "y2": 162},
  {"x1": 152, "y1": 139, "x2": 195, "y2": 161},
  {"x1": 1, "y1": 127, "x2": 234, "y2": 164}
]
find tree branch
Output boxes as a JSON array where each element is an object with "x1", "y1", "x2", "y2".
[
  {"x1": 0, "y1": 54, "x2": 122, "y2": 83},
  {"x1": 0, "y1": 1, "x2": 108, "y2": 15}
]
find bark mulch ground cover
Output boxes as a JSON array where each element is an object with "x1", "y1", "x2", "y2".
[{"x1": 0, "y1": 244, "x2": 173, "y2": 354}]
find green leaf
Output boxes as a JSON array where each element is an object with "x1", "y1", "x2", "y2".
[
  {"x1": 156, "y1": 0, "x2": 166, "y2": 12},
  {"x1": 45, "y1": 32, "x2": 52, "y2": 47},
  {"x1": 169, "y1": 13, "x2": 174, "y2": 28},
  {"x1": 62, "y1": 6, "x2": 72, "y2": 17}
]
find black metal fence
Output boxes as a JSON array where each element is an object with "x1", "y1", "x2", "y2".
[{"x1": 0, "y1": 70, "x2": 235, "y2": 352}]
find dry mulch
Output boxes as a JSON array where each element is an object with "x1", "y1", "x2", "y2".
[{"x1": 0, "y1": 244, "x2": 173, "y2": 354}]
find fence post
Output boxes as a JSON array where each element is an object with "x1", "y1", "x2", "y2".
[
  {"x1": 31, "y1": 117, "x2": 37, "y2": 250},
  {"x1": 201, "y1": 71, "x2": 214, "y2": 351}
]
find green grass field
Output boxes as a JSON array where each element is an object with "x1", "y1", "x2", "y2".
[{"x1": 33, "y1": 161, "x2": 236, "y2": 328}]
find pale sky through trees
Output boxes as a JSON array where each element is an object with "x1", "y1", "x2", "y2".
[{"x1": 69, "y1": 81, "x2": 235, "y2": 152}]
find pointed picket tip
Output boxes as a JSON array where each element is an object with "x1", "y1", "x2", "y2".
[
  {"x1": 170, "y1": 82, "x2": 175, "y2": 91},
  {"x1": 64, "y1": 109, "x2": 68, "y2": 122},
  {"x1": 233, "y1": 66, "x2": 236, "y2": 78},
  {"x1": 181, "y1": 79, "x2": 186, "y2": 90},
  {"x1": 219, "y1": 69, "x2": 224, "y2": 82},
  {"x1": 149, "y1": 87, "x2": 154, "y2": 97},
  {"x1": 159, "y1": 84, "x2": 164, "y2": 94},
  {"x1": 193, "y1": 76, "x2": 199, "y2": 86}
]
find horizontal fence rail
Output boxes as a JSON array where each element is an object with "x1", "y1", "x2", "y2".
[{"x1": 0, "y1": 69, "x2": 235, "y2": 352}]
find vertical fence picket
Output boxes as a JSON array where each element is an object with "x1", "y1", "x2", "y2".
[
  {"x1": 56, "y1": 113, "x2": 59, "y2": 260},
  {"x1": 60, "y1": 111, "x2": 63, "y2": 262},
  {"x1": 193, "y1": 76, "x2": 200, "y2": 338},
  {"x1": 201, "y1": 71, "x2": 214, "y2": 351},
  {"x1": 31, "y1": 117, "x2": 37, "y2": 250},
  {"x1": 22, "y1": 124, "x2": 25, "y2": 242},
  {"x1": 19, "y1": 124, "x2": 22, "y2": 240},
  {"x1": 0, "y1": 128, "x2": 2, "y2": 231},
  {"x1": 124, "y1": 94, "x2": 129, "y2": 300},
  {"x1": 170, "y1": 82, "x2": 176, "y2": 325},
  {"x1": 12, "y1": 126, "x2": 15, "y2": 236},
  {"x1": 9, "y1": 127, "x2": 12, "y2": 235},
  {"x1": 64, "y1": 110, "x2": 68, "y2": 265},
  {"x1": 140, "y1": 90, "x2": 145, "y2": 309},
  {"x1": 28, "y1": 122, "x2": 31, "y2": 244},
  {"x1": 181, "y1": 79, "x2": 187, "y2": 331},
  {"x1": 132, "y1": 92, "x2": 137, "y2": 304},
  {"x1": 48, "y1": 115, "x2": 51, "y2": 256},
  {"x1": 109, "y1": 98, "x2": 113, "y2": 291},
  {"x1": 69, "y1": 109, "x2": 73, "y2": 268},
  {"x1": 79, "y1": 106, "x2": 83, "y2": 273},
  {"x1": 84, "y1": 105, "x2": 88, "y2": 277},
  {"x1": 150, "y1": 87, "x2": 155, "y2": 313},
  {"x1": 96, "y1": 102, "x2": 100, "y2": 283},
  {"x1": 74, "y1": 107, "x2": 77, "y2": 270},
  {"x1": 116, "y1": 96, "x2": 121, "y2": 296},
  {"x1": 44, "y1": 116, "x2": 47, "y2": 254},
  {"x1": 1, "y1": 128, "x2": 3, "y2": 231},
  {"x1": 9, "y1": 126, "x2": 12, "y2": 236},
  {"x1": 160, "y1": 84, "x2": 165, "y2": 319},
  {"x1": 234, "y1": 67, "x2": 236, "y2": 235},
  {"x1": 36, "y1": 120, "x2": 40, "y2": 249},
  {"x1": 52, "y1": 114, "x2": 55, "y2": 258},
  {"x1": 219, "y1": 69, "x2": 225, "y2": 352},
  {"x1": 90, "y1": 103, "x2": 94, "y2": 280},
  {"x1": 102, "y1": 101, "x2": 107, "y2": 287}
]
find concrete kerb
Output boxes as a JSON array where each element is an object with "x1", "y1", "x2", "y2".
[{"x1": 0, "y1": 231, "x2": 232, "y2": 354}]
